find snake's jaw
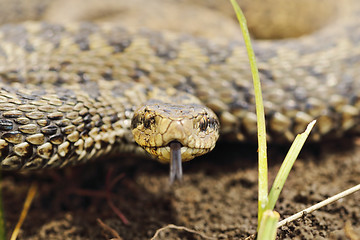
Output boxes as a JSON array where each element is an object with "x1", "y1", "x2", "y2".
[{"x1": 131, "y1": 101, "x2": 220, "y2": 180}]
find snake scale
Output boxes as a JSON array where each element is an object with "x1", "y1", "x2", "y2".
[{"x1": 0, "y1": 0, "x2": 359, "y2": 181}]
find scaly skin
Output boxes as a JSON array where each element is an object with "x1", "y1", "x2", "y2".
[{"x1": 0, "y1": 1, "x2": 359, "y2": 169}]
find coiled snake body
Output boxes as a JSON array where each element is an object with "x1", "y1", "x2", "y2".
[{"x1": 0, "y1": 1, "x2": 359, "y2": 180}]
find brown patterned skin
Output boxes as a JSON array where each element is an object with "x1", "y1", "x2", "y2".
[
  {"x1": 131, "y1": 100, "x2": 219, "y2": 163},
  {"x1": 0, "y1": 1, "x2": 359, "y2": 169}
]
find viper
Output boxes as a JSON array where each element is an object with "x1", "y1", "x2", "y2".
[{"x1": 0, "y1": 0, "x2": 359, "y2": 182}]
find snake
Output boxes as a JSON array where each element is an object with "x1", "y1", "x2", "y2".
[{"x1": 0, "y1": 0, "x2": 359, "y2": 182}]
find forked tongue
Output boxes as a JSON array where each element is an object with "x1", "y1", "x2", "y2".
[{"x1": 169, "y1": 141, "x2": 182, "y2": 184}]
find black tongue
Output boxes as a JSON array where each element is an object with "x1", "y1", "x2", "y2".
[{"x1": 169, "y1": 141, "x2": 183, "y2": 184}]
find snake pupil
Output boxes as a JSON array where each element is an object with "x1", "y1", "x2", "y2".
[
  {"x1": 144, "y1": 116, "x2": 154, "y2": 129},
  {"x1": 199, "y1": 117, "x2": 208, "y2": 132}
]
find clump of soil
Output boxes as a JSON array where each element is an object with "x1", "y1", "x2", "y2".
[{"x1": 2, "y1": 141, "x2": 360, "y2": 239}]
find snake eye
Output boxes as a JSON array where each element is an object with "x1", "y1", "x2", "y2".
[
  {"x1": 199, "y1": 116, "x2": 208, "y2": 132},
  {"x1": 143, "y1": 113, "x2": 155, "y2": 129}
]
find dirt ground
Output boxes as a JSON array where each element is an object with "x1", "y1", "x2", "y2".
[
  {"x1": 0, "y1": 1, "x2": 358, "y2": 239},
  {"x1": 1, "y1": 139, "x2": 359, "y2": 240}
]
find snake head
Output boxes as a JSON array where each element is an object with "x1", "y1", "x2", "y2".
[{"x1": 131, "y1": 100, "x2": 220, "y2": 182}]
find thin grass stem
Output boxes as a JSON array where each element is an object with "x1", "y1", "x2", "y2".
[{"x1": 229, "y1": 0, "x2": 268, "y2": 226}]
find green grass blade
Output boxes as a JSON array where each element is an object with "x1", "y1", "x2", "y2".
[
  {"x1": 257, "y1": 210, "x2": 280, "y2": 240},
  {"x1": 229, "y1": 0, "x2": 268, "y2": 226},
  {"x1": 267, "y1": 120, "x2": 316, "y2": 210}
]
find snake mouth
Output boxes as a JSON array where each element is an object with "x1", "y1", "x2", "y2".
[
  {"x1": 142, "y1": 140, "x2": 213, "y2": 183},
  {"x1": 168, "y1": 140, "x2": 211, "y2": 183},
  {"x1": 144, "y1": 143, "x2": 213, "y2": 162}
]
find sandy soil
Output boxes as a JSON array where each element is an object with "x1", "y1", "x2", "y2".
[{"x1": 2, "y1": 140, "x2": 360, "y2": 240}]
